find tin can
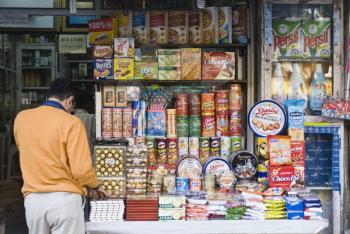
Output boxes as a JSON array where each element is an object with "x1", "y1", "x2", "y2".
[
  {"x1": 178, "y1": 137, "x2": 189, "y2": 157},
  {"x1": 167, "y1": 138, "x2": 178, "y2": 165},
  {"x1": 112, "y1": 108, "x2": 123, "y2": 138},
  {"x1": 203, "y1": 174, "x2": 215, "y2": 191},
  {"x1": 157, "y1": 138, "x2": 167, "y2": 164},
  {"x1": 147, "y1": 137, "x2": 157, "y2": 165},
  {"x1": 166, "y1": 109, "x2": 177, "y2": 137},
  {"x1": 189, "y1": 137, "x2": 199, "y2": 158},
  {"x1": 163, "y1": 175, "x2": 176, "y2": 193},
  {"x1": 176, "y1": 177, "x2": 189, "y2": 191},
  {"x1": 122, "y1": 108, "x2": 133, "y2": 137},
  {"x1": 102, "y1": 108, "x2": 113, "y2": 139},
  {"x1": 210, "y1": 137, "x2": 221, "y2": 157},
  {"x1": 229, "y1": 110, "x2": 242, "y2": 136},
  {"x1": 215, "y1": 90, "x2": 229, "y2": 114},
  {"x1": 176, "y1": 94, "x2": 189, "y2": 116},
  {"x1": 220, "y1": 136, "x2": 231, "y2": 160},
  {"x1": 216, "y1": 113, "x2": 229, "y2": 137},
  {"x1": 230, "y1": 136, "x2": 241, "y2": 153},
  {"x1": 189, "y1": 178, "x2": 202, "y2": 191},
  {"x1": 199, "y1": 137, "x2": 210, "y2": 163},
  {"x1": 189, "y1": 115, "x2": 201, "y2": 137},
  {"x1": 176, "y1": 116, "x2": 189, "y2": 137},
  {"x1": 201, "y1": 115, "x2": 216, "y2": 137},
  {"x1": 201, "y1": 93, "x2": 215, "y2": 116},
  {"x1": 189, "y1": 94, "x2": 201, "y2": 115},
  {"x1": 229, "y1": 84, "x2": 242, "y2": 111}
]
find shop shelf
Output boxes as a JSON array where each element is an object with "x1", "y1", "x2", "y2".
[
  {"x1": 271, "y1": 58, "x2": 332, "y2": 63},
  {"x1": 22, "y1": 86, "x2": 49, "y2": 90},
  {"x1": 22, "y1": 66, "x2": 52, "y2": 70},
  {"x1": 135, "y1": 43, "x2": 248, "y2": 49}
]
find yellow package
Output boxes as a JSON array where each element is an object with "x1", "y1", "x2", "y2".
[
  {"x1": 181, "y1": 48, "x2": 201, "y2": 80},
  {"x1": 88, "y1": 18, "x2": 118, "y2": 45},
  {"x1": 114, "y1": 58, "x2": 134, "y2": 80},
  {"x1": 256, "y1": 137, "x2": 269, "y2": 160},
  {"x1": 115, "y1": 11, "x2": 132, "y2": 37}
]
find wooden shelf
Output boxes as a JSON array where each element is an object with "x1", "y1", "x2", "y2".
[{"x1": 136, "y1": 43, "x2": 248, "y2": 49}]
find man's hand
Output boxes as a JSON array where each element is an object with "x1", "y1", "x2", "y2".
[{"x1": 88, "y1": 186, "x2": 108, "y2": 199}]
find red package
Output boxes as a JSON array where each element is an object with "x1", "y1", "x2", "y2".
[
  {"x1": 291, "y1": 141, "x2": 305, "y2": 166},
  {"x1": 269, "y1": 166, "x2": 304, "y2": 189},
  {"x1": 267, "y1": 135, "x2": 292, "y2": 166},
  {"x1": 202, "y1": 52, "x2": 235, "y2": 80}
]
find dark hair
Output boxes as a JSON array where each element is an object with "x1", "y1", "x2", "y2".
[
  {"x1": 75, "y1": 89, "x2": 93, "y2": 112},
  {"x1": 47, "y1": 79, "x2": 75, "y2": 101}
]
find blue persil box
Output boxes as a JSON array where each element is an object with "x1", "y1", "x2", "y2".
[
  {"x1": 147, "y1": 110, "x2": 166, "y2": 137},
  {"x1": 287, "y1": 211, "x2": 304, "y2": 220},
  {"x1": 283, "y1": 196, "x2": 304, "y2": 211},
  {"x1": 93, "y1": 59, "x2": 114, "y2": 80}
]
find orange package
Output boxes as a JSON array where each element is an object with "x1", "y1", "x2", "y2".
[{"x1": 267, "y1": 135, "x2": 292, "y2": 166}]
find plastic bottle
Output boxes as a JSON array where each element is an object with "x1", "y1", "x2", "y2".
[
  {"x1": 287, "y1": 63, "x2": 308, "y2": 110},
  {"x1": 271, "y1": 63, "x2": 286, "y2": 103},
  {"x1": 309, "y1": 63, "x2": 326, "y2": 114}
]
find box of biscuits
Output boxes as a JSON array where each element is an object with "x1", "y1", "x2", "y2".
[
  {"x1": 189, "y1": 11, "x2": 203, "y2": 44},
  {"x1": 88, "y1": 18, "x2": 118, "y2": 45},
  {"x1": 115, "y1": 11, "x2": 132, "y2": 38},
  {"x1": 168, "y1": 11, "x2": 189, "y2": 44},
  {"x1": 203, "y1": 7, "x2": 219, "y2": 44},
  {"x1": 132, "y1": 11, "x2": 150, "y2": 44},
  {"x1": 114, "y1": 58, "x2": 135, "y2": 80},
  {"x1": 181, "y1": 48, "x2": 201, "y2": 80},
  {"x1": 219, "y1": 7, "x2": 232, "y2": 44},
  {"x1": 202, "y1": 52, "x2": 235, "y2": 80},
  {"x1": 149, "y1": 11, "x2": 168, "y2": 44}
]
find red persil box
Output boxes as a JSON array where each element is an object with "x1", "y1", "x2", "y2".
[
  {"x1": 94, "y1": 59, "x2": 114, "y2": 80},
  {"x1": 269, "y1": 166, "x2": 304, "y2": 189}
]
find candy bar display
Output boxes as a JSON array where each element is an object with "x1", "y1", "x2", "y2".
[
  {"x1": 94, "y1": 146, "x2": 126, "y2": 177},
  {"x1": 126, "y1": 194, "x2": 158, "y2": 221},
  {"x1": 89, "y1": 200, "x2": 125, "y2": 222}
]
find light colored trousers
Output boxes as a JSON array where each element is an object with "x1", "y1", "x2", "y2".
[{"x1": 24, "y1": 192, "x2": 85, "y2": 234}]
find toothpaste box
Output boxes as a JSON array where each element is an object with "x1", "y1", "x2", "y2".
[{"x1": 93, "y1": 59, "x2": 114, "y2": 80}]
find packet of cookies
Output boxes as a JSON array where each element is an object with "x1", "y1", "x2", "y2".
[
  {"x1": 219, "y1": 7, "x2": 232, "y2": 44},
  {"x1": 168, "y1": 11, "x2": 189, "y2": 44},
  {"x1": 189, "y1": 11, "x2": 203, "y2": 44},
  {"x1": 115, "y1": 11, "x2": 132, "y2": 37},
  {"x1": 267, "y1": 135, "x2": 292, "y2": 166},
  {"x1": 284, "y1": 99, "x2": 304, "y2": 140},
  {"x1": 149, "y1": 11, "x2": 168, "y2": 44},
  {"x1": 132, "y1": 11, "x2": 150, "y2": 44},
  {"x1": 203, "y1": 7, "x2": 219, "y2": 44}
]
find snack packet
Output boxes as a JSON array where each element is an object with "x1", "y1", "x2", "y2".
[
  {"x1": 285, "y1": 99, "x2": 304, "y2": 140},
  {"x1": 267, "y1": 135, "x2": 292, "y2": 166}
]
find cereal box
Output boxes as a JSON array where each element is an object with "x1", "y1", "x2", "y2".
[
  {"x1": 114, "y1": 58, "x2": 134, "y2": 80},
  {"x1": 273, "y1": 18, "x2": 302, "y2": 58},
  {"x1": 159, "y1": 67, "x2": 181, "y2": 80},
  {"x1": 202, "y1": 52, "x2": 235, "y2": 80},
  {"x1": 103, "y1": 86, "x2": 116, "y2": 107},
  {"x1": 92, "y1": 45, "x2": 113, "y2": 59},
  {"x1": 181, "y1": 48, "x2": 201, "y2": 80},
  {"x1": 115, "y1": 11, "x2": 132, "y2": 37},
  {"x1": 135, "y1": 61, "x2": 158, "y2": 80},
  {"x1": 189, "y1": 11, "x2": 203, "y2": 44},
  {"x1": 88, "y1": 18, "x2": 117, "y2": 45},
  {"x1": 158, "y1": 49, "x2": 181, "y2": 67},
  {"x1": 132, "y1": 11, "x2": 149, "y2": 44},
  {"x1": 203, "y1": 7, "x2": 219, "y2": 44},
  {"x1": 291, "y1": 141, "x2": 305, "y2": 166},
  {"x1": 219, "y1": 7, "x2": 232, "y2": 44},
  {"x1": 114, "y1": 38, "x2": 135, "y2": 58},
  {"x1": 94, "y1": 59, "x2": 113, "y2": 80},
  {"x1": 115, "y1": 86, "x2": 127, "y2": 107},
  {"x1": 232, "y1": 4, "x2": 248, "y2": 44},
  {"x1": 301, "y1": 18, "x2": 331, "y2": 58},
  {"x1": 269, "y1": 166, "x2": 304, "y2": 188},
  {"x1": 149, "y1": 11, "x2": 168, "y2": 44},
  {"x1": 168, "y1": 11, "x2": 189, "y2": 44},
  {"x1": 267, "y1": 135, "x2": 292, "y2": 166}
]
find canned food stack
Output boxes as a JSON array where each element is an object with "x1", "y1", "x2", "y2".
[
  {"x1": 158, "y1": 195, "x2": 186, "y2": 221},
  {"x1": 89, "y1": 199, "x2": 125, "y2": 222},
  {"x1": 125, "y1": 145, "x2": 148, "y2": 195},
  {"x1": 126, "y1": 195, "x2": 159, "y2": 221},
  {"x1": 94, "y1": 145, "x2": 126, "y2": 197}
]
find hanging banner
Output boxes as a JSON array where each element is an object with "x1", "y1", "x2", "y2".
[
  {"x1": 59, "y1": 34, "x2": 87, "y2": 54},
  {"x1": 0, "y1": 14, "x2": 28, "y2": 27}
]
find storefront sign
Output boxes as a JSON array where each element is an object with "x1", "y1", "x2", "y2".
[
  {"x1": 0, "y1": 14, "x2": 28, "y2": 27},
  {"x1": 59, "y1": 34, "x2": 87, "y2": 54}
]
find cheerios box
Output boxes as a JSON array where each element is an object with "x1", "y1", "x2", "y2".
[
  {"x1": 93, "y1": 59, "x2": 114, "y2": 80},
  {"x1": 114, "y1": 58, "x2": 134, "y2": 80},
  {"x1": 88, "y1": 18, "x2": 118, "y2": 45}
]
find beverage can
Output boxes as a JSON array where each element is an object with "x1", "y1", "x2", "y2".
[
  {"x1": 178, "y1": 137, "x2": 189, "y2": 157},
  {"x1": 220, "y1": 136, "x2": 231, "y2": 160},
  {"x1": 229, "y1": 110, "x2": 242, "y2": 136},
  {"x1": 176, "y1": 94, "x2": 189, "y2": 116},
  {"x1": 189, "y1": 178, "x2": 202, "y2": 191},
  {"x1": 146, "y1": 137, "x2": 157, "y2": 165},
  {"x1": 201, "y1": 115, "x2": 216, "y2": 137},
  {"x1": 201, "y1": 93, "x2": 215, "y2": 116},
  {"x1": 199, "y1": 137, "x2": 210, "y2": 164},
  {"x1": 176, "y1": 177, "x2": 189, "y2": 191},
  {"x1": 112, "y1": 108, "x2": 123, "y2": 138},
  {"x1": 189, "y1": 115, "x2": 201, "y2": 137},
  {"x1": 122, "y1": 108, "x2": 133, "y2": 137},
  {"x1": 229, "y1": 84, "x2": 242, "y2": 111},
  {"x1": 210, "y1": 137, "x2": 221, "y2": 157},
  {"x1": 166, "y1": 109, "x2": 177, "y2": 137},
  {"x1": 167, "y1": 138, "x2": 178, "y2": 165},
  {"x1": 216, "y1": 113, "x2": 229, "y2": 137},
  {"x1": 189, "y1": 94, "x2": 201, "y2": 115},
  {"x1": 102, "y1": 108, "x2": 113, "y2": 139},
  {"x1": 230, "y1": 136, "x2": 241, "y2": 153},
  {"x1": 215, "y1": 90, "x2": 229, "y2": 114},
  {"x1": 189, "y1": 137, "x2": 200, "y2": 158},
  {"x1": 176, "y1": 116, "x2": 189, "y2": 137},
  {"x1": 157, "y1": 138, "x2": 167, "y2": 164}
]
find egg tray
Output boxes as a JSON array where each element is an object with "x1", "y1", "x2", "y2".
[{"x1": 94, "y1": 145, "x2": 126, "y2": 177}]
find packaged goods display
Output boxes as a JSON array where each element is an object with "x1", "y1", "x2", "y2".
[
  {"x1": 89, "y1": 200, "x2": 125, "y2": 222},
  {"x1": 219, "y1": 7, "x2": 233, "y2": 44},
  {"x1": 114, "y1": 38, "x2": 135, "y2": 58},
  {"x1": 202, "y1": 52, "x2": 235, "y2": 80},
  {"x1": 189, "y1": 11, "x2": 203, "y2": 44},
  {"x1": 115, "y1": 11, "x2": 132, "y2": 38},
  {"x1": 93, "y1": 45, "x2": 113, "y2": 59},
  {"x1": 168, "y1": 11, "x2": 189, "y2": 44},
  {"x1": 203, "y1": 7, "x2": 219, "y2": 44},
  {"x1": 149, "y1": 11, "x2": 168, "y2": 44},
  {"x1": 132, "y1": 11, "x2": 150, "y2": 44},
  {"x1": 88, "y1": 18, "x2": 118, "y2": 45},
  {"x1": 232, "y1": 3, "x2": 248, "y2": 44}
]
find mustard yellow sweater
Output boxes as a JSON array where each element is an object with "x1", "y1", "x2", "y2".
[{"x1": 14, "y1": 106, "x2": 98, "y2": 196}]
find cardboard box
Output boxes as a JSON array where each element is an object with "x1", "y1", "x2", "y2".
[
  {"x1": 114, "y1": 58, "x2": 135, "y2": 80},
  {"x1": 115, "y1": 11, "x2": 132, "y2": 38},
  {"x1": 291, "y1": 141, "x2": 305, "y2": 166},
  {"x1": 132, "y1": 11, "x2": 150, "y2": 44},
  {"x1": 168, "y1": 11, "x2": 189, "y2": 44},
  {"x1": 157, "y1": 49, "x2": 181, "y2": 67},
  {"x1": 269, "y1": 166, "x2": 304, "y2": 188},
  {"x1": 94, "y1": 59, "x2": 114, "y2": 80},
  {"x1": 233, "y1": 4, "x2": 248, "y2": 44},
  {"x1": 202, "y1": 52, "x2": 235, "y2": 80},
  {"x1": 116, "y1": 86, "x2": 128, "y2": 107},
  {"x1": 135, "y1": 61, "x2": 159, "y2": 80},
  {"x1": 158, "y1": 208, "x2": 186, "y2": 221},
  {"x1": 181, "y1": 48, "x2": 201, "y2": 80},
  {"x1": 159, "y1": 67, "x2": 181, "y2": 80},
  {"x1": 93, "y1": 45, "x2": 113, "y2": 59},
  {"x1": 149, "y1": 11, "x2": 168, "y2": 44},
  {"x1": 203, "y1": 7, "x2": 219, "y2": 44},
  {"x1": 189, "y1": 11, "x2": 203, "y2": 44},
  {"x1": 219, "y1": 7, "x2": 232, "y2": 44},
  {"x1": 103, "y1": 86, "x2": 116, "y2": 107},
  {"x1": 88, "y1": 18, "x2": 117, "y2": 45},
  {"x1": 114, "y1": 38, "x2": 135, "y2": 58},
  {"x1": 159, "y1": 195, "x2": 186, "y2": 208}
]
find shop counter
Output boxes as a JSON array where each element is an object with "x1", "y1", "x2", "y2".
[{"x1": 85, "y1": 219, "x2": 329, "y2": 234}]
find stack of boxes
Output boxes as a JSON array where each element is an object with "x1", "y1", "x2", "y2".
[
  {"x1": 283, "y1": 196, "x2": 304, "y2": 220},
  {"x1": 158, "y1": 195, "x2": 186, "y2": 221},
  {"x1": 89, "y1": 200, "x2": 125, "y2": 222}
]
